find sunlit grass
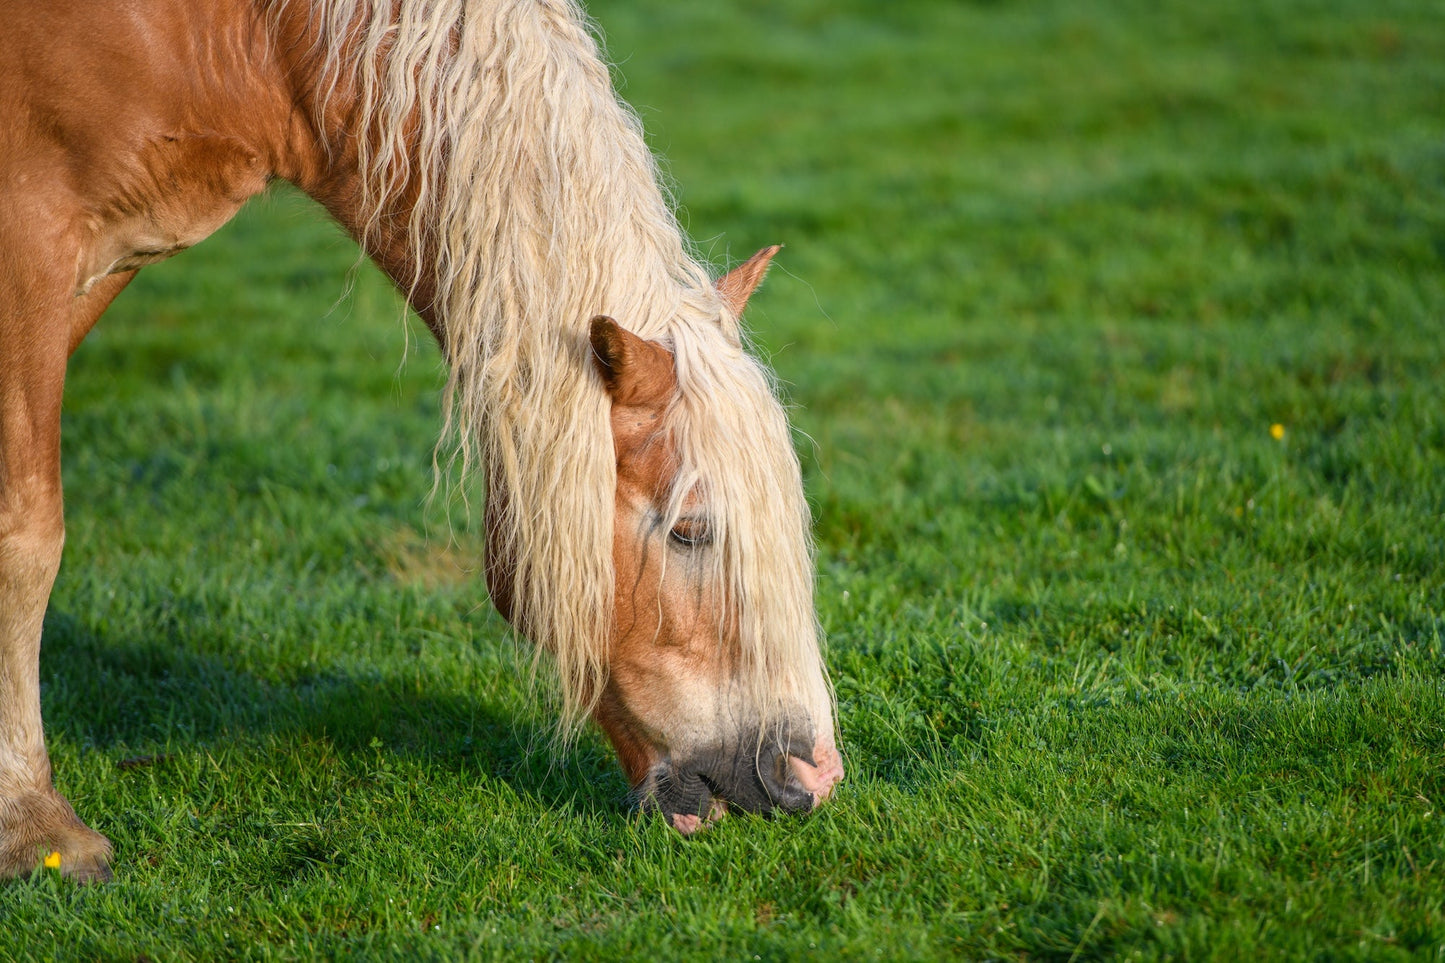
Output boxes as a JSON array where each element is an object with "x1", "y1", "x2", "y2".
[{"x1": 4, "y1": 0, "x2": 1443, "y2": 957}]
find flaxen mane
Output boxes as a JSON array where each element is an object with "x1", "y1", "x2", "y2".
[{"x1": 280, "y1": 0, "x2": 822, "y2": 731}]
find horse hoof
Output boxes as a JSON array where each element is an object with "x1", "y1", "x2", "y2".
[
  {"x1": 0, "y1": 791, "x2": 114, "y2": 884},
  {"x1": 44, "y1": 836, "x2": 114, "y2": 884}
]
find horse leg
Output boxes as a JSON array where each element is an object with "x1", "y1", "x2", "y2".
[
  {"x1": 69, "y1": 271, "x2": 136, "y2": 356},
  {"x1": 0, "y1": 242, "x2": 114, "y2": 883}
]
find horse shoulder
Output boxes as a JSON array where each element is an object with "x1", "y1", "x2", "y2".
[{"x1": 0, "y1": 0, "x2": 287, "y2": 297}]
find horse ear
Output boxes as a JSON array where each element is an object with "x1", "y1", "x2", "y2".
[
  {"x1": 589, "y1": 315, "x2": 674, "y2": 405},
  {"x1": 717, "y1": 244, "x2": 781, "y2": 318},
  {"x1": 589, "y1": 315, "x2": 632, "y2": 394}
]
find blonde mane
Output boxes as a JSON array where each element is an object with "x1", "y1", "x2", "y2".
[{"x1": 283, "y1": 0, "x2": 823, "y2": 732}]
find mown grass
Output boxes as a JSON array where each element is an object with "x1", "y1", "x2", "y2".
[{"x1": 4, "y1": 0, "x2": 1444, "y2": 958}]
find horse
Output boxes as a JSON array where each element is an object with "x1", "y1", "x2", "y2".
[{"x1": 0, "y1": 0, "x2": 843, "y2": 882}]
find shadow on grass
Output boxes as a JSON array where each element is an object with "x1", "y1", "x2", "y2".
[{"x1": 36, "y1": 608, "x2": 629, "y2": 823}]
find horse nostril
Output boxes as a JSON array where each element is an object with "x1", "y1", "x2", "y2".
[
  {"x1": 772, "y1": 749, "x2": 791, "y2": 790},
  {"x1": 755, "y1": 747, "x2": 812, "y2": 814},
  {"x1": 787, "y1": 746, "x2": 844, "y2": 806}
]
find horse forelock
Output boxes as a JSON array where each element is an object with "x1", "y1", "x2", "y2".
[
  {"x1": 663, "y1": 324, "x2": 828, "y2": 732},
  {"x1": 282, "y1": 0, "x2": 824, "y2": 733}
]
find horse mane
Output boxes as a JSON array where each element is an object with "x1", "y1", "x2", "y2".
[{"x1": 279, "y1": 0, "x2": 823, "y2": 733}]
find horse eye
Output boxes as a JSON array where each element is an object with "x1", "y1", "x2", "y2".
[{"x1": 668, "y1": 518, "x2": 711, "y2": 548}]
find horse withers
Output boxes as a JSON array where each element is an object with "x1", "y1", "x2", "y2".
[{"x1": 0, "y1": 0, "x2": 841, "y2": 881}]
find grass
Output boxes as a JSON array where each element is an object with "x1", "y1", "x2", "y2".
[{"x1": 4, "y1": 0, "x2": 1444, "y2": 957}]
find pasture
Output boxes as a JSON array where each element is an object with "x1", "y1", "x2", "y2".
[{"x1": 4, "y1": 0, "x2": 1443, "y2": 957}]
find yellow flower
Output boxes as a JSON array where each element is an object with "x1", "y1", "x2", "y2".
[
  {"x1": 43, "y1": 850, "x2": 61, "y2": 870},
  {"x1": 1269, "y1": 423, "x2": 1285, "y2": 441}
]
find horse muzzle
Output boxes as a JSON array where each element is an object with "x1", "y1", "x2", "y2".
[{"x1": 639, "y1": 734, "x2": 844, "y2": 834}]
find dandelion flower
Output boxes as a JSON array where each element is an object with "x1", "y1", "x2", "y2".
[
  {"x1": 43, "y1": 851, "x2": 61, "y2": 870},
  {"x1": 1269, "y1": 423, "x2": 1285, "y2": 441}
]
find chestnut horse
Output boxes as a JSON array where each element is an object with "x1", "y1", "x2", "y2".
[{"x1": 0, "y1": 0, "x2": 842, "y2": 881}]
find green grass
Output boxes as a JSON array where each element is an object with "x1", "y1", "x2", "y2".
[{"x1": 5, "y1": 0, "x2": 1444, "y2": 957}]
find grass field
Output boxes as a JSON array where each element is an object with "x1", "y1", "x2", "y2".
[{"x1": 5, "y1": 0, "x2": 1444, "y2": 958}]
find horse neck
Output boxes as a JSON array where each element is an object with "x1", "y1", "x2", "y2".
[
  {"x1": 263, "y1": 1, "x2": 444, "y2": 336},
  {"x1": 265, "y1": 0, "x2": 718, "y2": 351}
]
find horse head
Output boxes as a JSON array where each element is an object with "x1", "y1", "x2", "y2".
[
  {"x1": 586, "y1": 249, "x2": 842, "y2": 831},
  {"x1": 486, "y1": 248, "x2": 843, "y2": 833}
]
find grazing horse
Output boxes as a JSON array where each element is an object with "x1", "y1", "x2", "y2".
[{"x1": 0, "y1": 0, "x2": 843, "y2": 882}]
